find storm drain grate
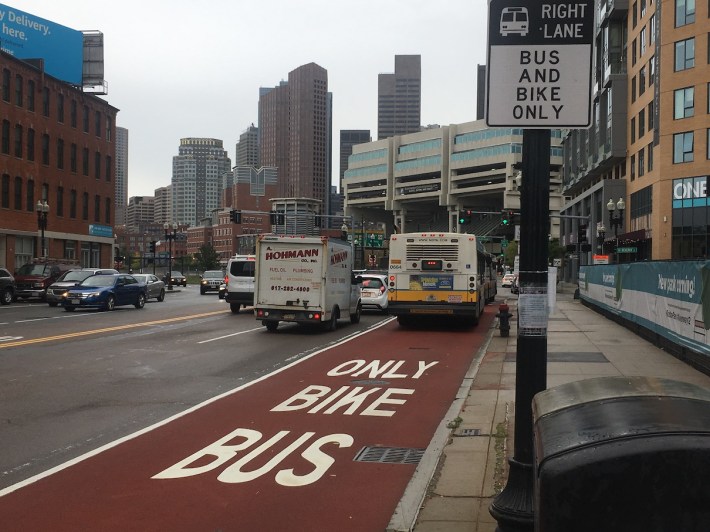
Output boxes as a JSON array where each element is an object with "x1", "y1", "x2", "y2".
[
  {"x1": 354, "y1": 446, "x2": 425, "y2": 464},
  {"x1": 458, "y1": 428, "x2": 481, "y2": 437}
]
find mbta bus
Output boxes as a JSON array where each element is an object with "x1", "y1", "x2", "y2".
[{"x1": 387, "y1": 232, "x2": 497, "y2": 326}]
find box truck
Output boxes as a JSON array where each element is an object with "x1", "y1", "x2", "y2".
[{"x1": 254, "y1": 234, "x2": 362, "y2": 331}]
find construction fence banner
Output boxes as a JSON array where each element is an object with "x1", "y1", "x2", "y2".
[{"x1": 579, "y1": 261, "x2": 710, "y2": 359}]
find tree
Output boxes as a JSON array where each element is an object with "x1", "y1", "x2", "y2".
[{"x1": 194, "y1": 244, "x2": 221, "y2": 271}]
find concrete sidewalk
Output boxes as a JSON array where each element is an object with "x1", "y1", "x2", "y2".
[{"x1": 391, "y1": 284, "x2": 710, "y2": 532}]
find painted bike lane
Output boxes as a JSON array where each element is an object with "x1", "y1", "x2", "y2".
[{"x1": 0, "y1": 314, "x2": 493, "y2": 531}]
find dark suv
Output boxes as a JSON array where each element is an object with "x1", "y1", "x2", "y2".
[
  {"x1": 0, "y1": 267, "x2": 15, "y2": 305},
  {"x1": 200, "y1": 270, "x2": 224, "y2": 294}
]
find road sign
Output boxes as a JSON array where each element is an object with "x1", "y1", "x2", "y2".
[
  {"x1": 617, "y1": 247, "x2": 637, "y2": 253},
  {"x1": 501, "y1": 239, "x2": 509, "y2": 248},
  {"x1": 486, "y1": 0, "x2": 594, "y2": 128}
]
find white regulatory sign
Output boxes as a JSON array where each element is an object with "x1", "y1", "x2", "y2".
[{"x1": 486, "y1": 0, "x2": 594, "y2": 128}]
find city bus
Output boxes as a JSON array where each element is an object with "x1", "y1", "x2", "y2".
[{"x1": 387, "y1": 232, "x2": 497, "y2": 326}]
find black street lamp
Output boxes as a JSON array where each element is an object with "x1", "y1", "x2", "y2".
[
  {"x1": 36, "y1": 200, "x2": 49, "y2": 258},
  {"x1": 164, "y1": 222, "x2": 177, "y2": 291},
  {"x1": 596, "y1": 222, "x2": 606, "y2": 254},
  {"x1": 607, "y1": 198, "x2": 625, "y2": 260}
]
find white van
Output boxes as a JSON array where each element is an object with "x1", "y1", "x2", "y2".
[
  {"x1": 225, "y1": 255, "x2": 256, "y2": 313},
  {"x1": 500, "y1": 7, "x2": 529, "y2": 36}
]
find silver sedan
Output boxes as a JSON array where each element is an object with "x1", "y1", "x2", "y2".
[{"x1": 132, "y1": 274, "x2": 166, "y2": 302}]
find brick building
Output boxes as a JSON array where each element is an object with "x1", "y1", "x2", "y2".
[{"x1": 1, "y1": 51, "x2": 118, "y2": 272}]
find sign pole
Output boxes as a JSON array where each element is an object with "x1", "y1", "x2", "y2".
[{"x1": 490, "y1": 129, "x2": 550, "y2": 531}]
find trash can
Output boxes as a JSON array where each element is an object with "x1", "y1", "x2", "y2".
[{"x1": 532, "y1": 376, "x2": 710, "y2": 532}]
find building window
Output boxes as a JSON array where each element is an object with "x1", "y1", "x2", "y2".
[
  {"x1": 650, "y1": 14, "x2": 656, "y2": 43},
  {"x1": 707, "y1": 129, "x2": 710, "y2": 159},
  {"x1": 82, "y1": 148, "x2": 89, "y2": 176},
  {"x1": 632, "y1": 39, "x2": 637, "y2": 66},
  {"x1": 639, "y1": 149, "x2": 645, "y2": 177},
  {"x1": 632, "y1": 76, "x2": 637, "y2": 102},
  {"x1": 14, "y1": 124, "x2": 22, "y2": 158},
  {"x1": 641, "y1": 0, "x2": 647, "y2": 17},
  {"x1": 639, "y1": 108, "x2": 645, "y2": 137},
  {"x1": 631, "y1": 117, "x2": 636, "y2": 143},
  {"x1": 648, "y1": 101, "x2": 655, "y2": 130},
  {"x1": 94, "y1": 151, "x2": 101, "y2": 179},
  {"x1": 57, "y1": 94, "x2": 64, "y2": 123},
  {"x1": 1, "y1": 120, "x2": 8, "y2": 154},
  {"x1": 57, "y1": 186, "x2": 64, "y2": 216},
  {"x1": 632, "y1": 1, "x2": 638, "y2": 27},
  {"x1": 27, "y1": 80, "x2": 34, "y2": 111},
  {"x1": 649, "y1": 56, "x2": 655, "y2": 84},
  {"x1": 14, "y1": 177, "x2": 22, "y2": 210},
  {"x1": 106, "y1": 117, "x2": 112, "y2": 142},
  {"x1": 70, "y1": 143, "x2": 77, "y2": 172},
  {"x1": 94, "y1": 195, "x2": 101, "y2": 222},
  {"x1": 1, "y1": 174, "x2": 9, "y2": 208},
  {"x1": 676, "y1": 0, "x2": 695, "y2": 27},
  {"x1": 26, "y1": 179, "x2": 34, "y2": 211},
  {"x1": 82, "y1": 105, "x2": 89, "y2": 133},
  {"x1": 1, "y1": 69, "x2": 9, "y2": 101},
  {"x1": 675, "y1": 38, "x2": 695, "y2": 71},
  {"x1": 95, "y1": 111, "x2": 102, "y2": 137},
  {"x1": 639, "y1": 66, "x2": 646, "y2": 95},
  {"x1": 105, "y1": 155, "x2": 112, "y2": 182},
  {"x1": 57, "y1": 138, "x2": 64, "y2": 169},
  {"x1": 70, "y1": 100, "x2": 77, "y2": 128},
  {"x1": 82, "y1": 192, "x2": 89, "y2": 220},
  {"x1": 673, "y1": 131, "x2": 694, "y2": 163},
  {"x1": 70, "y1": 189, "x2": 77, "y2": 218},
  {"x1": 630, "y1": 154, "x2": 636, "y2": 181},
  {"x1": 15, "y1": 74, "x2": 22, "y2": 106},
  {"x1": 674, "y1": 86, "x2": 695, "y2": 118},
  {"x1": 640, "y1": 27, "x2": 647, "y2": 56},
  {"x1": 105, "y1": 197, "x2": 111, "y2": 224},
  {"x1": 27, "y1": 128, "x2": 34, "y2": 161},
  {"x1": 42, "y1": 87, "x2": 50, "y2": 117},
  {"x1": 41, "y1": 134, "x2": 50, "y2": 165},
  {"x1": 648, "y1": 142, "x2": 654, "y2": 171}
]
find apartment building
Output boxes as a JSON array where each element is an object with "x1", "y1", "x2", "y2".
[{"x1": 1, "y1": 51, "x2": 118, "y2": 271}]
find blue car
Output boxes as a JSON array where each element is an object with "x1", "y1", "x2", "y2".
[{"x1": 62, "y1": 274, "x2": 147, "y2": 311}]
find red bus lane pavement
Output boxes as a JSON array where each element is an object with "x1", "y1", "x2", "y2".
[{"x1": 0, "y1": 312, "x2": 493, "y2": 531}]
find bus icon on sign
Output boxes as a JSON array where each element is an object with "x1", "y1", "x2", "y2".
[{"x1": 500, "y1": 7, "x2": 529, "y2": 36}]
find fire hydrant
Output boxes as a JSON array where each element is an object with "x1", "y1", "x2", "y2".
[{"x1": 496, "y1": 302, "x2": 512, "y2": 337}]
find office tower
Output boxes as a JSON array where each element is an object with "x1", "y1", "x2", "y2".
[
  {"x1": 259, "y1": 63, "x2": 330, "y2": 208},
  {"x1": 235, "y1": 124, "x2": 259, "y2": 167},
  {"x1": 125, "y1": 196, "x2": 155, "y2": 233},
  {"x1": 340, "y1": 130, "x2": 371, "y2": 192},
  {"x1": 171, "y1": 138, "x2": 231, "y2": 226},
  {"x1": 154, "y1": 186, "x2": 171, "y2": 226},
  {"x1": 115, "y1": 127, "x2": 128, "y2": 225},
  {"x1": 377, "y1": 55, "x2": 421, "y2": 140}
]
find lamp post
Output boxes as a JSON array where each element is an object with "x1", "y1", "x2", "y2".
[
  {"x1": 607, "y1": 198, "x2": 625, "y2": 261},
  {"x1": 36, "y1": 200, "x2": 49, "y2": 258},
  {"x1": 596, "y1": 222, "x2": 606, "y2": 254},
  {"x1": 164, "y1": 222, "x2": 177, "y2": 291}
]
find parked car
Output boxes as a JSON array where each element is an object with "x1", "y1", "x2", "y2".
[
  {"x1": 501, "y1": 273, "x2": 516, "y2": 287},
  {"x1": 0, "y1": 267, "x2": 16, "y2": 305},
  {"x1": 359, "y1": 273, "x2": 388, "y2": 313},
  {"x1": 46, "y1": 268, "x2": 119, "y2": 307},
  {"x1": 163, "y1": 271, "x2": 187, "y2": 287},
  {"x1": 14, "y1": 260, "x2": 77, "y2": 301},
  {"x1": 132, "y1": 273, "x2": 166, "y2": 302},
  {"x1": 200, "y1": 270, "x2": 224, "y2": 295},
  {"x1": 61, "y1": 274, "x2": 147, "y2": 311},
  {"x1": 510, "y1": 274, "x2": 520, "y2": 294}
]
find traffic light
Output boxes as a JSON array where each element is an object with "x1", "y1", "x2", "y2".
[
  {"x1": 578, "y1": 224, "x2": 588, "y2": 243},
  {"x1": 501, "y1": 210, "x2": 513, "y2": 226},
  {"x1": 149, "y1": 241, "x2": 156, "y2": 254},
  {"x1": 458, "y1": 210, "x2": 473, "y2": 225},
  {"x1": 314, "y1": 214, "x2": 321, "y2": 228},
  {"x1": 230, "y1": 209, "x2": 242, "y2": 224}
]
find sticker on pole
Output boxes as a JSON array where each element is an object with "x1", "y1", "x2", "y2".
[{"x1": 486, "y1": 0, "x2": 594, "y2": 128}]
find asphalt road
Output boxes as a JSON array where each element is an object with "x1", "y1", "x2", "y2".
[{"x1": 0, "y1": 285, "x2": 390, "y2": 490}]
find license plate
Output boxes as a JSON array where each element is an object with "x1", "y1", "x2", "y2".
[
  {"x1": 71, "y1": 299, "x2": 80, "y2": 305},
  {"x1": 363, "y1": 290, "x2": 376, "y2": 297},
  {"x1": 283, "y1": 313, "x2": 295, "y2": 320}
]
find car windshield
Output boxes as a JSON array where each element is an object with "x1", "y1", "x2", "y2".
[
  {"x1": 362, "y1": 277, "x2": 384, "y2": 289},
  {"x1": 170, "y1": 271, "x2": 183, "y2": 276},
  {"x1": 203, "y1": 271, "x2": 222, "y2": 278},
  {"x1": 61, "y1": 270, "x2": 94, "y2": 282},
  {"x1": 16, "y1": 264, "x2": 49, "y2": 276},
  {"x1": 80, "y1": 275, "x2": 117, "y2": 287}
]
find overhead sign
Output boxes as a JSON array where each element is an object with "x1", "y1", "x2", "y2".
[
  {"x1": 486, "y1": 0, "x2": 594, "y2": 128},
  {"x1": 0, "y1": 4, "x2": 83, "y2": 85}
]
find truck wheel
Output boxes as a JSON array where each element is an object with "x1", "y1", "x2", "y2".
[
  {"x1": 230, "y1": 303, "x2": 240, "y2": 314},
  {"x1": 325, "y1": 308, "x2": 338, "y2": 331},
  {"x1": 265, "y1": 321, "x2": 278, "y2": 332},
  {"x1": 350, "y1": 303, "x2": 362, "y2": 324}
]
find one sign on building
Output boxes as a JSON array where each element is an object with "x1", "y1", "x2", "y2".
[
  {"x1": 486, "y1": 0, "x2": 594, "y2": 128},
  {"x1": 0, "y1": 3, "x2": 83, "y2": 84}
]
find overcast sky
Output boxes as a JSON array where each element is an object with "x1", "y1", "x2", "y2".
[{"x1": 14, "y1": 0, "x2": 488, "y2": 198}]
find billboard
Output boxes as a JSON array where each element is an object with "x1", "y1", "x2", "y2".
[{"x1": 0, "y1": 3, "x2": 83, "y2": 85}]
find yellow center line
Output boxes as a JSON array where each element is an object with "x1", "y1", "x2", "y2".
[{"x1": 0, "y1": 310, "x2": 227, "y2": 349}]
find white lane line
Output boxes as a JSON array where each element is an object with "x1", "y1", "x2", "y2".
[{"x1": 197, "y1": 326, "x2": 263, "y2": 344}]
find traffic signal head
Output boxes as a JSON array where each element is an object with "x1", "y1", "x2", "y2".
[
  {"x1": 501, "y1": 210, "x2": 511, "y2": 226},
  {"x1": 458, "y1": 210, "x2": 473, "y2": 225},
  {"x1": 230, "y1": 209, "x2": 242, "y2": 224},
  {"x1": 149, "y1": 241, "x2": 156, "y2": 253}
]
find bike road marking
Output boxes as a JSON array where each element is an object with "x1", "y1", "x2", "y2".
[{"x1": 0, "y1": 310, "x2": 227, "y2": 349}]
